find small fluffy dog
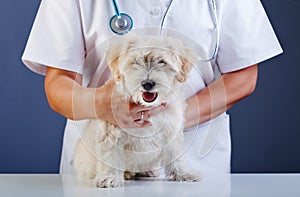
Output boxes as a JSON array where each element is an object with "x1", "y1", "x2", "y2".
[{"x1": 73, "y1": 35, "x2": 201, "y2": 187}]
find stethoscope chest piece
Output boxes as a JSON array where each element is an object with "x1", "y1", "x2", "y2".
[{"x1": 110, "y1": 13, "x2": 133, "y2": 35}]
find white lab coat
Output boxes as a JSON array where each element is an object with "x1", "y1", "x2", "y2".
[{"x1": 22, "y1": 0, "x2": 282, "y2": 176}]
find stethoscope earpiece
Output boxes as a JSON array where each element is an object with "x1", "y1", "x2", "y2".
[{"x1": 110, "y1": 13, "x2": 133, "y2": 35}]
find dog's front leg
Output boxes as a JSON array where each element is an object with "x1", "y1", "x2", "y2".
[
  {"x1": 165, "y1": 156, "x2": 201, "y2": 182},
  {"x1": 94, "y1": 133, "x2": 125, "y2": 188},
  {"x1": 163, "y1": 137, "x2": 201, "y2": 182}
]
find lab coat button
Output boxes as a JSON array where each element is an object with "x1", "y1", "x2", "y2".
[{"x1": 151, "y1": 7, "x2": 162, "y2": 16}]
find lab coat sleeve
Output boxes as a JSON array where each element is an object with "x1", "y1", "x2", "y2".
[
  {"x1": 22, "y1": 0, "x2": 85, "y2": 75},
  {"x1": 216, "y1": 0, "x2": 283, "y2": 73}
]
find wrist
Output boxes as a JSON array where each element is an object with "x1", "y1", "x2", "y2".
[
  {"x1": 72, "y1": 86, "x2": 97, "y2": 120},
  {"x1": 94, "y1": 83, "x2": 115, "y2": 123}
]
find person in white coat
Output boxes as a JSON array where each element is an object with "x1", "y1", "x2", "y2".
[{"x1": 22, "y1": 0, "x2": 282, "y2": 176}]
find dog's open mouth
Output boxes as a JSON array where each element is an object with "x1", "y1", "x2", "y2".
[{"x1": 142, "y1": 92, "x2": 158, "y2": 103}]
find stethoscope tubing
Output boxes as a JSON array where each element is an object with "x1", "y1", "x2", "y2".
[
  {"x1": 111, "y1": 0, "x2": 121, "y2": 16},
  {"x1": 203, "y1": 0, "x2": 219, "y2": 62}
]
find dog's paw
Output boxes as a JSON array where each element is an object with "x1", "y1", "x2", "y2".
[
  {"x1": 135, "y1": 170, "x2": 160, "y2": 178},
  {"x1": 94, "y1": 175, "x2": 124, "y2": 188},
  {"x1": 124, "y1": 171, "x2": 135, "y2": 180},
  {"x1": 168, "y1": 172, "x2": 201, "y2": 182}
]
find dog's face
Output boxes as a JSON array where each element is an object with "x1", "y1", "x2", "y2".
[{"x1": 107, "y1": 35, "x2": 195, "y2": 106}]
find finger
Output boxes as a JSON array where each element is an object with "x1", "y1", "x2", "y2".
[
  {"x1": 149, "y1": 103, "x2": 168, "y2": 117},
  {"x1": 143, "y1": 110, "x2": 151, "y2": 119},
  {"x1": 133, "y1": 104, "x2": 167, "y2": 120},
  {"x1": 133, "y1": 110, "x2": 150, "y2": 121},
  {"x1": 130, "y1": 104, "x2": 152, "y2": 115},
  {"x1": 133, "y1": 120, "x2": 152, "y2": 128},
  {"x1": 116, "y1": 112, "x2": 151, "y2": 129}
]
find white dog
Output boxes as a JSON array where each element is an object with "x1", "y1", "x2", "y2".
[{"x1": 73, "y1": 35, "x2": 201, "y2": 188}]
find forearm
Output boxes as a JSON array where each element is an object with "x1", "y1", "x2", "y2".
[
  {"x1": 44, "y1": 67, "x2": 97, "y2": 120},
  {"x1": 184, "y1": 64, "x2": 258, "y2": 129}
]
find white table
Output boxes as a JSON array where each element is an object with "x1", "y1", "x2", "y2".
[{"x1": 0, "y1": 174, "x2": 299, "y2": 197}]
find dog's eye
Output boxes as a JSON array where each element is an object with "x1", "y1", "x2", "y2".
[
  {"x1": 134, "y1": 59, "x2": 143, "y2": 66},
  {"x1": 134, "y1": 60, "x2": 139, "y2": 65},
  {"x1": 133, "y1": 60, "x2": 141, "y2": 69},
  {"x1": 158, "y1": 60, "x2": 166, "y2": 65}
]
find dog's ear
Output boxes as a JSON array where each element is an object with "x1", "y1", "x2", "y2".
[
  {"x1": 107, "y1": 43, "x2": 123, "y2": 81},
  {"x1": 175, "y1": 48, "x2": 195, "y2": 83},
  {"x1": 164, "y1": 37, "x2": 195, "y2": 83}
]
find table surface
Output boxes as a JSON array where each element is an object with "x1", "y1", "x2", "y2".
[{"x1": 0, "y1": 174, "x2": 299, "y2": 197}]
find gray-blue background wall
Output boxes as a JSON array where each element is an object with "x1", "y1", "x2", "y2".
[{"x1": 0, "y1": 0, "x2": 299, "y2": 173}]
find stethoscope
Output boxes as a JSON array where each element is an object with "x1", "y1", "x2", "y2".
[
  {"x1": 109, "y1": 0, "x2": 220, "y2": 62},
  {"x1": 110, "y1": 0, "x2": 133, "y2": 35}
]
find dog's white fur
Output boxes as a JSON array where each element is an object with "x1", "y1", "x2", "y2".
[{"x1": 73, "y1": 35, "x2": 201, "y2": 187}]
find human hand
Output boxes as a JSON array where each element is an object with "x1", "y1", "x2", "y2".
[{"x1": 95, "y1": 80, "x2": 167, "y2": 129}]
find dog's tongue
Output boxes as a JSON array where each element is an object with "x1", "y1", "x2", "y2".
[{"x1": 142, "y1": 92, "x2": 157, "y2": 103}]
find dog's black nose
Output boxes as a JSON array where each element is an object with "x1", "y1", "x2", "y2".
[{"x1": 142, "y1": 80, "x2": 156, "y2": 91}]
